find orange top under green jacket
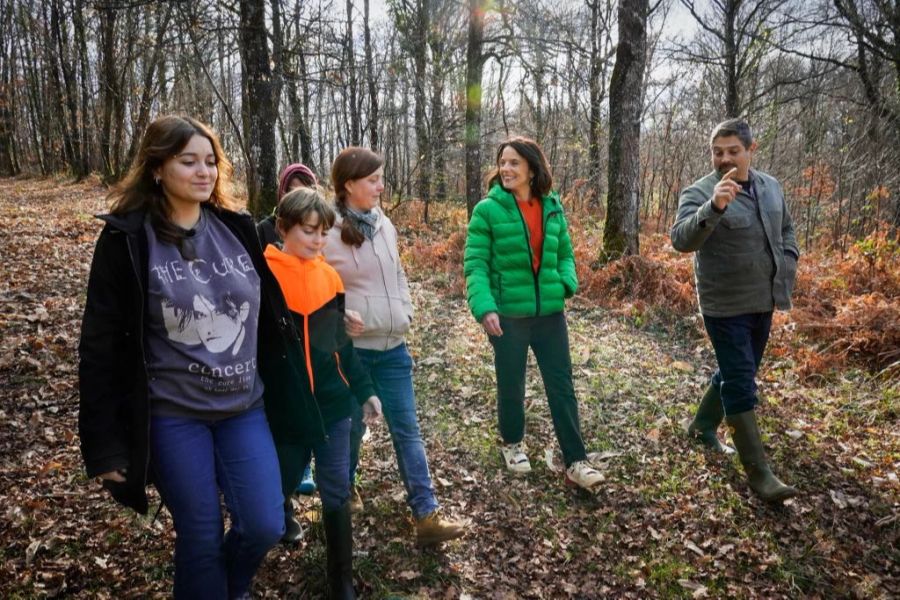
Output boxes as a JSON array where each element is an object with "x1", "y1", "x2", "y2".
[{"x1": 265, "y1": 245, "x2": 375, "y2": 426}]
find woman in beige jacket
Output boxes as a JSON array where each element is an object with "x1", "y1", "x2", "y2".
[{"x1": 323, "y1": 146, "x2": 466, "y2": 546}]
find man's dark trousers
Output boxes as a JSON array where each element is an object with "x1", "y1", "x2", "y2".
[{"x1": 702, "y1": 311, "x2": 773, "y2": 416}]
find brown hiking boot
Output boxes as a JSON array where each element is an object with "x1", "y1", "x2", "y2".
[{"x1": 415, "y1": 509, "x2": 467, "y2": 546}]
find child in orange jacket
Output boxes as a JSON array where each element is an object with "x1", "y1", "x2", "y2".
[{"x1": 264, "y1": 187, "x2": 381, "y2": 599}]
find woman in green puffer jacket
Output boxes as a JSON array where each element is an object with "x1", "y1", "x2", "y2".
[{"x1": 463, "y1": 136, "x2": 602, "y2": 493}]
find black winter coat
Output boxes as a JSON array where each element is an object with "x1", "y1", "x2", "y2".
[
  {"x1": 256, "y1": 214, "x2": 280, "y2": 250},
  {"x1": 78, "y1": 206, "x2": 325, "y2": 514}
]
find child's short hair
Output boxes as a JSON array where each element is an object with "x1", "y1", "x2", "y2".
[{"x1": 275, "y1": 186, "x2": 336, "y2": 234}]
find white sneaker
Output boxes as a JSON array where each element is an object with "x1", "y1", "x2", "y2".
[
  {"x1": 566, "y1": 460, "x2": 603, "y2": 492},
  {"x1": 500, "y1": 442, "x2": 532, "y2": 474}
]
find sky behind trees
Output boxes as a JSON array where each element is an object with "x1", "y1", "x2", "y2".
[{"x1": 1, "y1": 0, "x2": 896, "y2": 248}]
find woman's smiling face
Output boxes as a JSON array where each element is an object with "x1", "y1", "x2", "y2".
[
  {"x1": 497, "y1": 145, "x2": 533, "y2": 197},
  {"x1": 344, "y1": 166, "x2": 385, "y2": 212},
  {"x1": 155, "y1": 134, "x2": 218, "y2": 206}
]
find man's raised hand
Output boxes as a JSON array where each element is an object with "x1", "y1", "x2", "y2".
[{"x1": 713, "y1": 167, "x2": 740, "y2": 211}]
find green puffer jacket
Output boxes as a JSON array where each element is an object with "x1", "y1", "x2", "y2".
[{"x1": 464, "y1": 184, "x2": 577, "y2": 321}]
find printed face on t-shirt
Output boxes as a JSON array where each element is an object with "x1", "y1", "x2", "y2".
[
  {"x1": 161, "y1": 293, "x2": 250, "y2": 356},
  {"x1": 191, "y1": 294, "x2": 250, "y2": 354}
]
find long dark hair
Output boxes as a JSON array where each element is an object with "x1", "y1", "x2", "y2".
[
  {"x1": 331, "y1": 146, "x2": 384, "y2": 247},
  {"x1": 108, "y1": 115, "x2": 236, "y2": 245},
  {"x1": 485, "y1": 136, "x2": 553, "y2": 198}
]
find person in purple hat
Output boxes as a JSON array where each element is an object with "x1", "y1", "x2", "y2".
[
  {"x1": 256, "y1": 162, "x2": 320, "y2": 543},
  {"x1": 257, "y1": 163, "x2": 318, "y2": 249}
]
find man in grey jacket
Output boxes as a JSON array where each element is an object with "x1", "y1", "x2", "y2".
[{"x1": 671, "y1": 118, "x2": 799, "y2": 503}]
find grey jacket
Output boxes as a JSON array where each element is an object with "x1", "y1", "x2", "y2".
[{"x1": 671, "y1": 169, "x2": 799, "y2": 317}]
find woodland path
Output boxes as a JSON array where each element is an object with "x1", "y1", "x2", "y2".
[{"x1": 0, "y1": 177, "x2": 896, "y2": 598}]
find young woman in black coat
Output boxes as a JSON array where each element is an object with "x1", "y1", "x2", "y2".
[{"x1": 78, "y1": 115, "x2": 323, "y2": 598}]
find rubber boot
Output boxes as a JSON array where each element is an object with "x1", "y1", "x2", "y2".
[
  {"x1": 686, "y1": 384, "x2": 733, "y2": 453},
  {"x1": 726, "y1": 410, "x2": 798, "y2": 503},
  {"x1": 323, "y1": 502, "x2": 355, "y2": 599},
  {"x1": 281, "y1": 498, "x2": 303, "y2": 544}
]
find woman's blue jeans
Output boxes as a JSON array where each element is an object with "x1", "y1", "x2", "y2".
[
  {"x1": 348, "y1": 343, "x2": 439, "y2": 520},
  {"x1": 150, "y1": 406, "x2": 284, "y2": 599}
]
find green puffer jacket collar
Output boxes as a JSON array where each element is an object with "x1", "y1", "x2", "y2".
[{"x1": 464, "y1": 184, "x2": 578, "y2": 321}]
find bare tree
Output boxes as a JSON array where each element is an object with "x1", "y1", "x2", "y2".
[
  {"x1": 603, "y1": 0, "x2": 651, "y2": 259},
  {"x1": 0, "y1": 0, "x2": 18, "y2": 175},
  {"x1": 97, "y1": 4, "x2": 120, "y2": 180},
  {"x1": 465, "y1": 0, "x2": 487, "y2": 217},
  {"x1": 239, "y1": 0, "x2": 279, "y2": 216},
  {"x1": 363, "y1": 0, "x2": 379, "y2": 149},
  {"x1": 125, "y1": 3, "x2": 173, "y2": 169},
  {"x1": 345, "y1": 0, "x2": 361, "y2": 145},
  {"x1": 587, "y1": 0, "x2": 615, "y2": 206},
  {"x1": 677, "y1": 0, "x2": 791, "y2": 117}
]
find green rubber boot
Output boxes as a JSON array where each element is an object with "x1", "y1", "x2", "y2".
[
  {"x1": 726, "y1": 410, "x2": 798, "y2": 503},
  {"x1": 686, "y1": 384, "x2": 733, "y2": 453}
]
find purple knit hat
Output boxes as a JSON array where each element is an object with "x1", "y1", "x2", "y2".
[{"x1": 277, "y1": 163, "x2": 318, "y2": 200}]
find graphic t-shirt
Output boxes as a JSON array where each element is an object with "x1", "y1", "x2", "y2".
[{"x1": 144, "y1": 208, "x2": 265, "y2": 418}]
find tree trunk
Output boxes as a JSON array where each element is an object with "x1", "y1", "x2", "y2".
[
  {"x1": 0, "y1": 0, "x2": 18, "y2": 175},
  {"x1": 724, "y1": 0, "x2": 740, "y2": 117},
  {"x1": 413, "y1": 0, "x2": 430, "y2": 202},
  {"x1": 98, "y1": 6, "x2": 118, "y2": 180},
  {"x1": 346, "y1": 0, "x2": 361, "y2": 145},
  {"x1": 465, "y1": 0, "x2": 486, "y2": 218},
  {"x1": 239, "y1": 0, "x2": 279, "y2": 217},
  {"x1": 298, "y1": 46, "x2": 314, "y2": 166},
  {"x1": 364, "y1": 0, "x2": 379, "y2": 150},
  {"x1": 602, "y1": 0, "x2": 649, "y2": 260},
  {"x1": 50, "y1": 0, "x2": 84, "y2": 176},
  {"x1": 125, "y1": 3, "x2": 173, "y2": 168},
  {"x1": 72, "y1": 0, "x2": 93, "y2": 175},
  {"x1": 111, "y1": 10, "x2": 138, "y2": 178},
  {"x1": 587, "y1": 0, "x2": 607, "y2": 207},
  {"x1": 430, "y1": 29, "x2": 448, "y2": 202},
  {"x1": 19, "y1": 5, "x2": 49, "y2": 174}
]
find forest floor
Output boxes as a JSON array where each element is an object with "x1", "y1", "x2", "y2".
[{"x1": 0, "y1": 176, "x2": 897, "y2": 599}]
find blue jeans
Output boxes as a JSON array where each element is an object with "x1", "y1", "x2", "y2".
[
  {"x1": 349, "y1": 343, "x2": 439, "y2": 519},
  {"x1": 277, "y1": 417, "x2": 351, "y2": 511},
  {"x1": 150, "y1": 406, "x2": 284, "y2": 599},
  {"x1": 703, "y1": 312, "x2": 773, "y2": 416}
]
